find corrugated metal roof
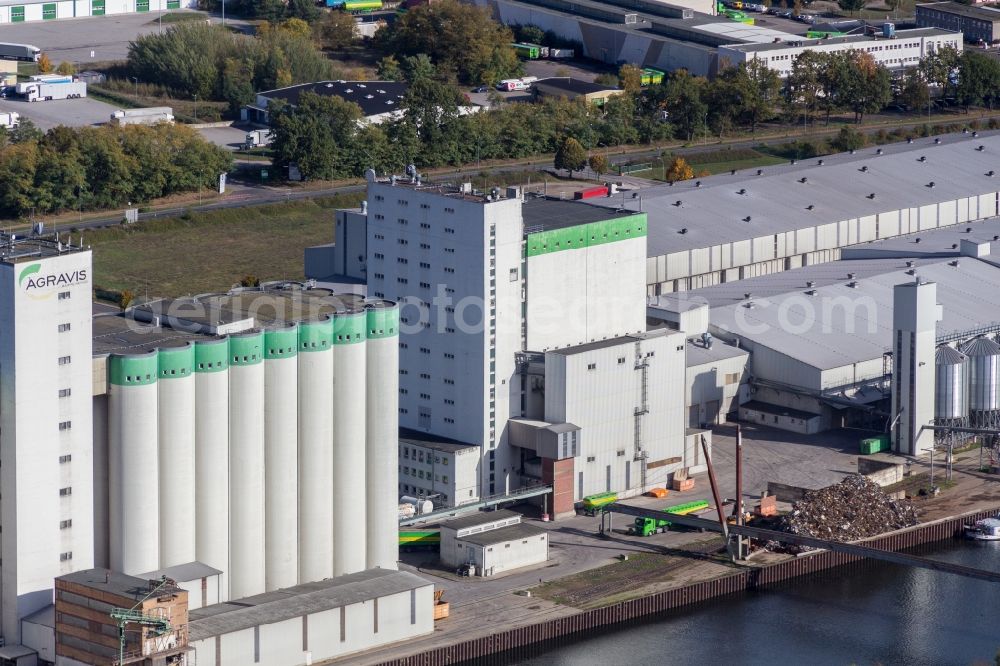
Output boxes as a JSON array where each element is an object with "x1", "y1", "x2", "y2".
[
  {"x1": 960, "y1": 336, "x2": 1000, "y2": 356},
  {"x1": 936, "y1": 345, "x2": 967, "y2": 365},
  {"x1": 458, "y1": 522, "x2": 548, "y2": 547},
  {"x1": 703, "y1": 256, "x2": 1000, "y2": 371},
  {"x1": 440, "y1": 509, "x2": 521, "y2": 531},
  {"x1": 188, "y1": 569, "x2": 430, "y2": 640},
  {"x1": 587, "y1": 132, "x2": 1000, "y2": 257}
]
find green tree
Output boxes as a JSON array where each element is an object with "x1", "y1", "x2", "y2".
[
  {"x1": 618, "y1": 63, "x2": 643, "y2": 94},
  {"x1": 221, "y1": 57, "x2": 256, "y2": 114},
  {"x1": 957, "y1": 51, "x2": 1000, "y2": 110},
  {"x1": 663, "y1": 70, "x2": 707, "y2": 141},
  {"x1": 376, "y1": 56, "x2": 403, "y2": 81},
  {"x1": 588, "y1": 153, "x2": 609, "y2": 177},
  {"x1": 830, "y1": 126, "x2": 867, "y2": 152},
  {"x1": 733, "y1": 57, "x2": 781, "y2": 132},
  {"x1": 832, "y1": 50, "x2": 892, "y2": 122},
  {"x1": 785, "y1": 50, "x2": 825, "y2": 126},
  {"x1": 403, "y1": 54, "x2": 437, "y2": 83},
  {"x1": 516, "y1": 24, "x2": 545, "y2": 45},
  {"x1": 594, "y1": 73, "x2": 619, "y2": 88},
  {"x1": 56, "y1": 61, "x2": 76, "y2": 75},
  {"x1": 885, "y1": 0, "x2": 901, "y2": 12},
  {"x1": 400, "y1": 77, "x2": 465, "y2": 166},
  {"x1": 837, "y1": 0, "x2": 866, "y2": 15},
  {"x1": 377, "y1": 0, "x2": 521, "y2": 85},
  {"x1": 898, "y1": 67, "x2": 930, "y2": 112},
  {"x1": 9, "y1": 119, "x2": 43, "y2": 145},
  {"x1": 315, "y1": 10, "x2": 357, "y2": 50},
  {"x1": 920, "y1": 44, "x2": 961, "y2": 98},
  {"x1": 554, "y1": 136, "x2": 587, "y2": 177},
  {"x1": 665, "y1": 156, "x2": 694, "y2": 182},
  {"x1": 37, "y1": 53, "x2": 53, "y2": 73},
  {"x1": 269, "y1": 93, "x2": 363, "y2": 180}
]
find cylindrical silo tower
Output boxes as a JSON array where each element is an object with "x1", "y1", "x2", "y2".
[
  {"x1": 934, "y1": 345, "x2": 969, "y2": 423},
  {"x1": 297, "y1": 317, "x2": 335, "y2": 584},
  {"x1": 157, "y1": 343, "x2": 197, "y2": 568},
  {"x1": 108, "y1": 352, "x2": 160, "y2": 575},
  {"x1": 331, "y1": 309, "x2": 368, "y2": 576},
  {"x1": 228, "y1": 332, "x2": 266, "y2": 599},
  {"x1": 962, "y1": 336, "x2": 1000, "y2": 426},
  {"x1": 365, "y1": 301, "x2": 399, "y2": 571},
  {"x1": 195, "y1": 339, "x2": 230, "y2": 599},
  {"x1": 264, "y1": 325, "x2": 299, "y2": 591}
]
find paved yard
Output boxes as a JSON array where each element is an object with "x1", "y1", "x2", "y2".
[{"x1": 0, "y1": 94, "x2": 118, "y2": 129}]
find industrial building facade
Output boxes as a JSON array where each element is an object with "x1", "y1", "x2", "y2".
[
  {"x1": 0, "y1": 0, "x2": 195, "y2": 23},
  {"x1": 916, "y1": 1, "x2": 1000, "y2": 44}
]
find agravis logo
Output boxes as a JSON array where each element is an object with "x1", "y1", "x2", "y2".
[{"x1": 18, "y1": 262, "x2": 88, "y2": 299}]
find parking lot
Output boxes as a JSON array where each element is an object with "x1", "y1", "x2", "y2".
[{"x1": 0, "y1": 94, "x2": 118, "y2": 129}]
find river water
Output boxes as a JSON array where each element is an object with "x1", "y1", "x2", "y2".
[{"x1": 506, "y1": 539, "x2": 1000, "y2": 666}]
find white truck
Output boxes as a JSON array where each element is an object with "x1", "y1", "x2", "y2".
[
  {"x1": 16, "y1": 79, "x2": 86, "y2": 102},
  {"x1": 110, "y1": 106, "x2": 174, "y2": 126},
  {"x1": 0, "y1": 111, "x2": 19, "y2": 129},
  {"x1": 244, "y1": 129, "x2": 272, "y2": 149}
]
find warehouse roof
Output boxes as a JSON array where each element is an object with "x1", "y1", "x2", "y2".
[
  {"x1": 741, "y1": 400, "x2": 819, "y2": 420},
  {"x1": 399, "y1": 427, "x2": 478, "y2": 454},
  {"x1": 588, "y1": 131, "x2": 1000, "y2": 257},
  {"x1": 256, "y1": 81, "x2": 408, "y2": 117},
  {"x1": 521, "y1": 196, "x2": 638, "y2": 234},
  {"x1": 92, "y1": 313, "x2": 204, "y2": 356},
  {"x1": 189, "y1": 569, "x2": 430, "y2": 641},
  {"x1": 685, "y1": 338, "x2": 749, "y2": 368},
  {"x1": 459, "y1": 522, "x2": 548, "y2": 547},
  {"x1": 917, "y1": 1, "x2": 1000, "y2": 21},
  {"x1": 440, "y1": 509, "x2": 521, "y2": 531},
  {"x1": 722, "y1": 27, "x2": 958, "y2": 53},
  {"x1": 57, "y1": 568, "x2": 185, "y2": 602},
  {"x1": 549, "y1": 327, "x2": 670, "y2": 355},
  {"x1": 703, "y1": 255, "x2": 1000, "y2": 371},
  {"x1": 843, "y1": 215, "x2": 1000, "y2": 258}
]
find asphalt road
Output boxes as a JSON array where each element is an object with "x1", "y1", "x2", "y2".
[{"x1": 0, "y1": 94, "x2": 118, "y2": 129}]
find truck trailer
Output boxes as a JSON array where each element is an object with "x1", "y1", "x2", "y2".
[
  {"x1": 630, "y1": 499, "x2": 710, "y2": 536},
  {"x1": 0, "y1": 111, "x2": 19, "y2": 129},
  {"x1": 110, "y1": 106, "x2": 174, "y2": 126},
  {"x1": 244, "y1": 128, "x2": 272, "y2": 149},
  {"x1": 17, "y1": 79, "x2": 86, "y2": 102}
]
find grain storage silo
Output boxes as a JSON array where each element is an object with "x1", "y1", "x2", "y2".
[
  {"x1": 157, "y1": 343, "x2": 196, "y2": 568},
  {"x1": 194, "y1": 338, "x2": 230, "y2": 598},
  {"x1": 228, "y1": 332, "x2": 266, "y2": 599},
  {"x1": 935, "y1": 345, "x2": 969, "y2": 423},
  {"x1": 962, "y1": 336, "x2": 1000, "y2": 426},
  {"x1": 365, "y1": 301, "x2": 399, "y2": 571},
  {"x1": 331, "y1": 308, "x2": 367, "y2": 576},
  {"x1": 108, "y1": 352, "x2": 160, "y2": 575},
  {"x1": 263, "y1": 324, "x2": 299, "y2": 591},
  {"x1": 297, "y1": 317, "x2": 335, "y2": 583}
]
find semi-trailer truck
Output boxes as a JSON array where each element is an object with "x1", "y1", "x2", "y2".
[
  {"x1": 0, "y1": 43, "x2": 40, "y2": 62},
  {"x1": 110, "y1": 107, "x2": 174, "y2": 126},
  {"x1": 244, "y1": 129, "x2": 272, "y2": 149},
  {"x1": 0, "y1": 111, "x2": 19, "y2": 129},
  {"x1": 17, "y1": 79, "x2": 86, "y2": 102}
]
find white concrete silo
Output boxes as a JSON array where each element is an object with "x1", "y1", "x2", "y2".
[
  {"x1": 364, "y1": 301, "x2": 399, "y2": 571},
  {"x1": 331, "y1": 309, "x2": 368, "y2": 575},
  {"x1": 157, "y1": 343, "x2": 197, "y2": 568},
  {"x1": 195, "y1": 339, "x2": 230, "y2": 599},
  {"x1": 263, "y1": 325, "x2": 299, "y2": 591},
  {"x1": 297, "y1": 317, "x2": 334, "y2": 583},
  {"x1": 108, "y1": 352, "x2": 160, "y2": 575},
  {"x1": 228, "y1": 332, "x2": 266, "y2": 598}
]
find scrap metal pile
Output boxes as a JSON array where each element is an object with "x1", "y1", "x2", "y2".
[{"x1": 771, "y1": 475, "x2": 918, "y2": 547}]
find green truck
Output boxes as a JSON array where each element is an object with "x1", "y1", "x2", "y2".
[
  {"x1": 631, "y1": 499, "x2": 710, "y2": 536},
  {"x1": 581, "y1": 491, "x2": 618, "y2": 516}
]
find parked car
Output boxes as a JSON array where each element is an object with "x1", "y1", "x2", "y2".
[
  {"x1": 472, "y1": 85, "x2": 489, "y2": 93},
  {"x1": 795, "y1": 13, "x2": 815, "y2": 22}
]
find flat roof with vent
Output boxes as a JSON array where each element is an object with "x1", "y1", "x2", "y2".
[{"x1": 256, "y1": 80, "x2": 409, "y2": 117}]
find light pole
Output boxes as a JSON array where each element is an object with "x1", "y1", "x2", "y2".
[
  {"x1": 193, "y1": 94, "x2": 198, "y2": 122},
  {"x1": 131, "y1": 76, "x2": 138, "y2": 99},
  {"x1": 221, "y1": 0, "x2": 225, "y2": 26}
]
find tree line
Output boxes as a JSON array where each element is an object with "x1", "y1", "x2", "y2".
[{"x1": 0, "y1": 122, "x2": 232, "y2": 219}]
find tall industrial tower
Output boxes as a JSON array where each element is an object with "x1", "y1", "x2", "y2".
[
  {"x1": 892, "y1": 279, "x2": 942, "y2": 456},
  {"x1": 0, "y1": 241, "x2": 94, "y2": 643}
]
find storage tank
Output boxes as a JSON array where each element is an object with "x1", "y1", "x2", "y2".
[
  {"x1": 297, "y1": 317, "x2": 335, "y2": 583},
  {"x1": 365, "y1": 301, "x2": 399, "y2": 571},
  {"x1": 962, "y1": 336, "x2": 1000, "y2": 414},
  {"x1": 157, "y1": 343, "x2": 197, "y2": 568},
  {"x1": 194, "y1": 339, "x2": 230, "y2": 599},
  {"x1": 401, "y1": 496, "x2": 434, "y2": 515},
  {"x1": 108, "y1": 352, "x2": 160, "y2": 575},
  {"x1": 331, "y1": 309, "x2": 367, "y2": 576},
  {"x1": 228, "y1": 332, "x2": 266, "y2": 599},
  {"x1": 935, "y1": 345, "x2": 969, "y2": 421},
  {"x1": 264, "y1": 325, "x2": 299, "y2": 590}
]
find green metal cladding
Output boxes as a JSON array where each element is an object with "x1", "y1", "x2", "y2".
[
  {"x1": 109, "y1": 353, "x2": 158, "y2": 386},
  {"x1": 366, "y1": 306, "x2": 399, "y2": 340},
  {"x1": 299, "y1": 319, "x2": 334, "y2": 352},
  {"x1": 333, "y1": 311, "x2": 367, "y2": 344},
  {"x1": 525, "y1": 214, "x2": 647, "y2": 257},
  {"x1": 195, "y1": 340, "x2": 230, "y2": 373},
  {"x1": 158, "y1": 344, "x2": 194, "y2": 379},
  {"x1": 264, "y1": 327, "x2": 299, "y2": 360},
  {"x1": 229, "y1": 333, "x2": 264, "y2": 366}
]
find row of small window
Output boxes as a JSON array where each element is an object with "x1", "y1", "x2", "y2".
[
  {"x1": 400, "y1": 484, "x2": 450, "y2": 502},
  {"x1": 401, "y1": 448, "x2": 449, "y2": 464},
  {"x1": 401, "y1": 467, "x2": 449, "y2": 484},
  {"x1": 398, "y1": 409, "x2": 454, "y2": 419}
]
